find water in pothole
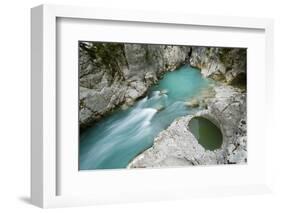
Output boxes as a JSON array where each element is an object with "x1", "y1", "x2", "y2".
[{"x1": 188, "y1": 117, "x2": 223, "y2": 151}]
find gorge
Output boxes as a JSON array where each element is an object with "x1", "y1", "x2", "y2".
[{"x1": 79, "y1": 42, "x2": 247, "y2": 170}]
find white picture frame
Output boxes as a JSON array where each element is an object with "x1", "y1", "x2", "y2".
[{"x1": 31, "y1": 4, "x2": 274, "y2": 208}]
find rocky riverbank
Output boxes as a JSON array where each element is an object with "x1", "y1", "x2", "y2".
[{"x1": 128, "y1": 84, "x2": 247, "y2": 168}]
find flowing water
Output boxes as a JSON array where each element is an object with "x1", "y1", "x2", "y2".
[{"x1": 79, "y1": 65, "x2": 212, "y2": 170}]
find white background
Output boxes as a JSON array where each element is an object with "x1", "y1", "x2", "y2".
[{"x1": 0, "y1": 0, "x2": 280, "y2": 212}]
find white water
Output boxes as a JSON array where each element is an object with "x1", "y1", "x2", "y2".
[{"x1": 79, "y1": 65, "x2": 212, "y2": 170}]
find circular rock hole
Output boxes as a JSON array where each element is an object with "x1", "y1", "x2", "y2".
[{"x1": 188, "y1": 116, "x2": 223, "y2": 151}]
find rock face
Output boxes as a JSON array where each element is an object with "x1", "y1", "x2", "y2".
[
  {"x1": 200, "y1": 85, "x2": 247, "y2": 164},
  {"x1": 79, "y1": 42, "x2": 190, "y2": 128},
  {"x1": 190, "y1": 47, "x2": 246, "y2": 86},
  {"x1": 128, "y1": 85, "x2": 247, "y2": 168}
]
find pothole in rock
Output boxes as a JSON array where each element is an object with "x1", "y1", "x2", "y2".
[{"x1": 188, "y1": 116, "x2": 223, "y2": 151}]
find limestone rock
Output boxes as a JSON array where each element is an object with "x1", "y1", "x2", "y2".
[
  {"x1": 128, "y1": 84, "x2": 247, "y2": 168},
  {"x1": 128, "y1": 116, "x2": 221, "y2": 168},
  {"x1": 185, "y1": 99, "x2": 200, "y2": 108},
  {"x1": 189, "y1": 47, "x2": 246, "y2": 85}
]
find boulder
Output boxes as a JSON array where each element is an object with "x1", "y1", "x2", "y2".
[{"x1": 185, "y1": 99, "x2": 200, "y2": 108}]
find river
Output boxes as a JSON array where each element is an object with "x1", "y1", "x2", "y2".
[{"x1": 79, "y1": 65, "x2": 212, "y2": 170}]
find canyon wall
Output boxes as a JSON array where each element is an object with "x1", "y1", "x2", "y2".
[
  {"x1": 190, "y1": 47, "x2": 246, "y2": 86},
  {"x1": 79, "y1": 42, "x2": 190, "y2": 128}
]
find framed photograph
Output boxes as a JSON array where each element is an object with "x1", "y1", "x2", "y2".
[{"x1": 31, "y1": 4, "x2": 274, "y2": 208}]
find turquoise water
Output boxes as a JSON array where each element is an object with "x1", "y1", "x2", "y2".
[
  {"x1": 189, "y1": 117, "x2": 223, "y2": 151},
  {"x1": 79, "y1": 65, "x2": 212, "y2": 170}
]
